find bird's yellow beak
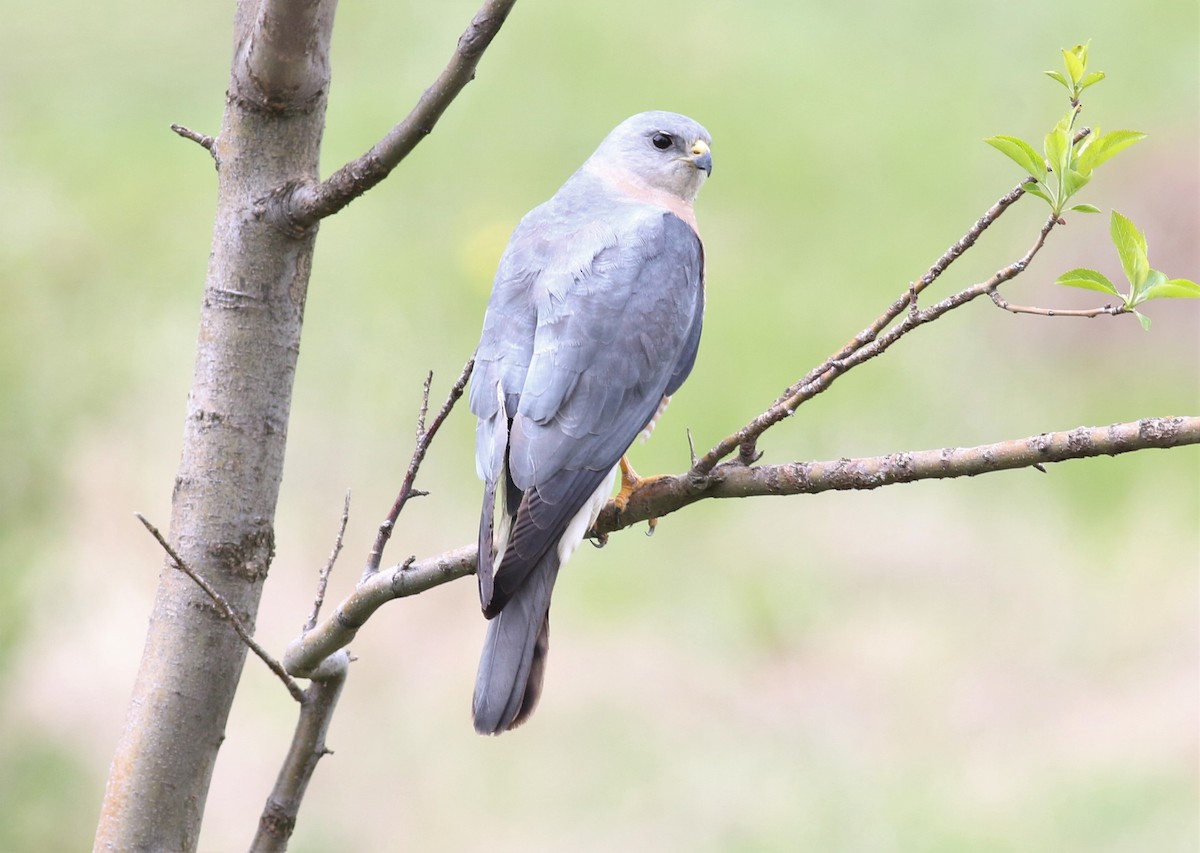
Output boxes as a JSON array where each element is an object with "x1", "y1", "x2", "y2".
[{"x1": 689, "y1": 140, "x2": 713, "y2": 176}]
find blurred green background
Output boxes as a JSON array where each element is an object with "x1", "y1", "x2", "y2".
[{"x1": 1, "y1": 0, "x2": 1197, "y2": 850}]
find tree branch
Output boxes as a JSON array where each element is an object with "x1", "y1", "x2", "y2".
[
  {"x1": 698, "y1": 209, "x2": 1061, "y2": 475},
  {"x1": 304, "y1": 490, "x2": 352, "y2": 633},
  {"x1": 251, "y1": 651, "x2": 350, "y2": 853},
  {"x1": 724, "y1": 131, "x2": 1097, "y2": 469},
  {"x1": 288, "y1": 0, "x2": 518, "y2": 226},
  {"x1": 283, "y1": 416, "x2": 1199, "y2": 674},
  {"x1": 826, "y1": 177, "x2": 1037, "y2": 372},
  {"x1": 135, "y1": 513, "x2": 306, "y2": 704},
  {"x1": 285, "y1": 546, "x2": 475, "y2": 677},
  {"x1": 599, "y1": 416, "x2": 1200, "y2": 533},
  {"x1": 363, "y1": 357, "x2": 474, "y2": 579},
  {"x1": 170, "y1": 123, "x2": 218, "y2": 163},
  {"x1": 987, "y1": 288, "x2": 1128, "y2": 319}
]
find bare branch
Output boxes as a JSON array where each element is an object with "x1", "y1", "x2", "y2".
[
  {"x1": 697, "y1": 211, "x2": 1061, "y2": 475},
  {"x1": 251, "y1": 651, "x2": 350, "y2": 853},
  {"x1": 286, "y1": 546, "x2": 475, "y2": 677},
  {"x1": 289, "y1": 0, "x2": 518, "y2": 225},
  {"x1": 170, "y1": 123, "x2": 218, "y2": 162},
  {"x1": 723, "y1": 133, "x2": 1099, "y2": 470},
  {"x1": 305, "y1": 490, "x2": 352, "y2": 633},
  {"x1": 363, "y1": 357, "x2": 474, "y2": 579},
  {"x1": 284, "y1": 417, "x2": 1199, "y2": 672},
  {"x1": 987, "y1": 289, "x2": 1128, "y2": 319},
  {"x1": 135, "y1": 513, "x2": 306, "y2": 704},
  {"x1": 719, "y1": 181, "x2": 1038, "y2": 470},
  {"x1": 826, "y1": 177, "x2": 1036, "y2": 372},
  {"x1": 601, "y1": 416, "x2": 1200, "y2": 535},
  {"x1": 416, "y1": 371, "x2": 434, "y2": 437}
]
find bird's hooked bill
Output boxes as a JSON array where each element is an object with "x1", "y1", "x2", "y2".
[{"x1": 690, "y1": 140, "x2": 712, "y2": 176}]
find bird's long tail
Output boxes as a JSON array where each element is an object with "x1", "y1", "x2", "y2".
[{"x1": 472, "y1": 553, "x2": 559, "y2": 735}]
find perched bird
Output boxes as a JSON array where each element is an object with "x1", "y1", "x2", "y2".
[{"x1": 469, "y1": 111, "x2": 713, "y2": 734}]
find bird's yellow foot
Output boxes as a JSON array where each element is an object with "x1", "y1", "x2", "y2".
[{"x1": 615, "y1": 455, "x2": 665, "y2": 535}]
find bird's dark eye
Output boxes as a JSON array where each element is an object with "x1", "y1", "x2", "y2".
[{"x1": 650, "y1": 132, "x2": 674, "y2": 150}]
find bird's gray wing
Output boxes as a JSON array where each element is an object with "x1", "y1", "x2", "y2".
[{"x1": 481, "y1": 209, "x2": 704, "y2": 615}]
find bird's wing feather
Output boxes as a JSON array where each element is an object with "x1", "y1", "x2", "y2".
[{"x1": 473, "y1": 206, "x2": 704, "y2": 614}]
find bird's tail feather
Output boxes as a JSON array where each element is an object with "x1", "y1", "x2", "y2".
[{"x1": 472, "y1": 554, "x2": 559, "y2": 735}]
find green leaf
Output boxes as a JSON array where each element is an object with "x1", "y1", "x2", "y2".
[
  {"x1": 1062, "y1": 46, "x2": 1085, "y2": 84},
  {"x1": 1075, "y1": 40, "x2": 1091, "y2": 68},
  {"x1": 1110, "y1": 210, "x2": 1150, "y2": 288},
  {"x1": 1069, "y1": 203, "x2": 1102, "y2": 213},
  {"x1": 1078, "y1": 130, "x2": 1147, "y2": 173},
  {"x1": 1072, "y1": 131, "x2": 1098, "y2": 177},
  {"x1": 1044, "y1": 69, "x2": 1070, "y2": 89},
  {"x1": 985, "y1": 135, "x2": 1047, "y2": 181},
  {"x1": 1144, "y1": 277, "x2": 1200, "y2": 300},
  {"x1": 1061, "y1": 168, "x2": 1091, "y2": 198},
  {"x1": 1056, "y1": 268, "x2": 1120, "y2": 296},
  {"x1": 1135, "y1": 310, "x2": 1152, "y2": 331},
  {"x1": 1131, "y1": 269, "x2": 1168, "y2": 305},
  {"x1": 1044, "y1": 113, "x2": 1074, "y2": 183},
  {"x1": 1022, "y1": 181, "x2": 1054, "y2": 204},
  {"x1": 1080, "y1": 70, "x2": 1106, "y2": 90}
]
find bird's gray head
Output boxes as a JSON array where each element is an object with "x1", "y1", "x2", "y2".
[{"x1": 585, "y1": 111, "x2": 712, "y2": 204}]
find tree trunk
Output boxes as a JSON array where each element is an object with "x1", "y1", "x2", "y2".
[{"x1": 95, "y1": 2, "x2": 337, "y2": 849}]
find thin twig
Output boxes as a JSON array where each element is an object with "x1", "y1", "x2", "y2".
[
  {"x1": 765, "y1": 129, "x2": 1096, "y2": 422},
  {"x1": 170, "y1": 123, "x2": 216, "y2": 152},
  {"x1": 724, "y1": 177, "x2": 1039, "y2": 469},
  {"x1": 136, "y1": 513, "x2": 305, "y2": 703},
  {"x1": 362, "y1": 356, "x2": 475, "y2": 579},
  {"x1": 170, "y1": 123, "x2": 218, "y2": 168},
  {"x1": 283, "y1": 416, "x2": 1200, "y2": 674},
  {"x1": 694, "y1": 210, "x2": 1061, "y2": 475},
  {"x1": 416, "y1": 371, "x2": 433, "y2": 436},
  {"x1": 288, "y1": 0, "x2": 518, "y2": 226},
  {"x1": 778, "y1": 176, "x2": 1037, "y2": 408},
  {"x1": 987, "y1": 289, "x2": 1128, "y2": 319},
  {"x1": 304, "y1": 490, "x2": 352, "y2": 633}
]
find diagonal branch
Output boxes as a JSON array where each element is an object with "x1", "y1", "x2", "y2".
[
  {"x1": 136, "y1": 513, "x2": 306, "y2": 703},
  {"x1": 305, "y1": 490, "x2": 352, "y2": 633},
  {"x1": 719, "y1": 131, "x2": 1099, "y2": 470},
  {"x1": 170, "y1": 123, "x2": 218, "y2": 163},
  {"x1": 283, "y1": 416, "x2": 1200, "y2": 675},
  {"x1": 288, "y1": 0, "x2": 518, "y2": 226},
  {"x1": 791, "y1": 126, "x2": 1092, "y2": 398},
  {"x1": 808, "y1": 176, "x2": 1038, "y2": 394},
  {"x1": 363, "y1": 356, "x2": 474, "y2": 579},
  {"x1": 285, "y1": 545, "x2": 475, "y2": 677},
  {"x1": 697, "y1": 209, "x2": 1061, "y2": 475}
]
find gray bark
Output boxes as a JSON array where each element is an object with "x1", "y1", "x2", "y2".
[{"x1": 95, "y1": 2, "x2": 338, "y2": 849}]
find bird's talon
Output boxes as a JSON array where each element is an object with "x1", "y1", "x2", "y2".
[
  {"x1": 645, "y1": 517, "x2": 658, "y2": 537},
  {"x1": 591, "y1": 531, "x2": 609, "y2": 549},
  {"x1": 616, "y1": 454, "x2": 672, "y2": 515}
]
